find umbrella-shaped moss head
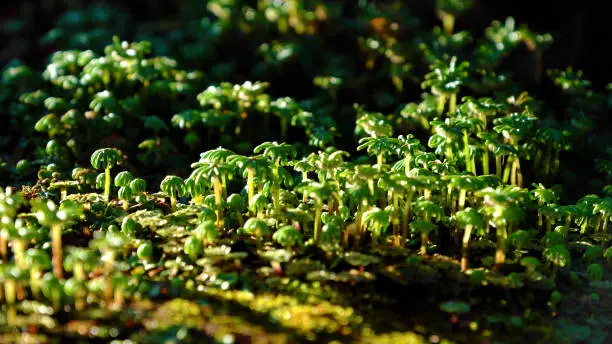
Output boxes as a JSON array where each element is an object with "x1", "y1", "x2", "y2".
[
  {"x1": 273, "y1": 225, "x2": 303, "y2": 248},
  {"x1": 243, "y1": 218, "x2": 271, "y2": 238},
  {"x1": 439, "y1": 300, "x2": 470, "y2": 315}
]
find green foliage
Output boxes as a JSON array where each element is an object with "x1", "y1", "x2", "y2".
[{"x1": 0, "y1": 2, "x2": 610, "y2": 342}]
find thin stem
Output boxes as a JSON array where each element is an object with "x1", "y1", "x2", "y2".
[
  {"x1": 30, "y1": 267, "x2": 41, "y2": 300},
  {"x1": 392, "y1": 193, "x2": 400, "y2": 246},
  {"x1": 441, "y1": 11, "x2": 455, "y2": 35},
  {"x1": 463, "y1": 133, "x2": 471, "y2": 173},
  {"x1": 0, "y1": 233, "x2": 6, "y2": 262},
  {"x1": 5, "y1": 279, "x2": 16, "y2": 325},
  {"x1": 495, "y1": 223, "x2": 507, "y2": 265},
  {"x1": 449, "y1": 93, "x2": 457, "y2": 115},
  {"x1": 51, "y1": 224, "x2": 63, "y2": 279},
  {"x1": 482, "y1": 149, "x2": 490, "y2": 175},
  {"x1": 495, "y1": 155, "x2": 502, "y2": 178},
  {"x1": 213, "y1": 176, "x2": 224, "y2": 229},
  {"x1": 314, "y1": 201, "x2": 323, "y2": 245},
  {"x1": 247, "y1": 167, "x2": 255, "y2": 208},
  {"x1": 13, "y1": 240, "x2": 25, "y2": 268},
  {"x1": 104, "y1": 168, "x2": 111, "y2": 202},
  {"x1": 421, "y1": 232, "x2": 428, "y2": 256},
  {"x1": 401, "y1": 191, "x2": 415, "y2": 248},
  {"x1": 437, "y1": 94, "x2": 447, "y2": 115},
  {"x1": 461, "y1": 224, "x2": 473, "y2": 272},
  {"x1": 458, "y1": 189, "x2": 467, "y2": 210}
]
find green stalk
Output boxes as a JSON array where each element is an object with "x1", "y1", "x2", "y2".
[
  {"x1": 421, "y1": 231, "x2": 428, "y2": 256},
  {"x1": 514, "y1": 158, "x2": 523, "y2": 188},
  {"x1": 424, "y1": 188, "x2": 431, "y2": 201},
  {"x1": 104, "y1": 167, "x2": 111, "y2": 202},
  {"x1": 401, "y1": 191, "x2": 415, "y2": 248},
  {"x1": 601, "y1": 215, "x2": 609, "y2": 250},
  {"x1": 213, "y1": 176, "x2": 224, "y2": 229},
  {"x1": 449, "y1": 93, "x2": 457, "y2": 115},
  {"x1": 461, "y1": 224, "x2": 473, "y2": 272},
  {"x1": 272, "y1": 160, "x2": 281, "y2": 215},
  {"x1": 114, "y1": 285, "x2": 124, "y2": 310},
  {"x1": 221, "y1": 174, "x2": 228, "y2": 199},
  {"x1": 51, "y1": 224, "x2": 63, "y2": 279},
  {"x1": 247, "y1": 167, "x2": 255, "y2": 208},
  {"x1": 392, "y1": 193, "x2": 400, "y2": 246},
  {"x1": 301, "y1": 172, "x2": 309, "y2": 203},
  {"x1": 377, "y1": 154, "x2": 384, "y2": 170},
  {"x1": 5, "y1": 279, "x2": 16, "y2": 325},
  {"x1": 170, "y1": 195, "x2": 177, "y2": 212},
  {"x1": 314, "y1": 201, "x2": 323, "y2": 245},
  {"x1": 368, "y1": 179, "x2": 375, "y2": 197},
  {"x1": 30, "y1": 267, "x2": 41, "y2": 300},
  {"x1": 437, "y1": 94, "x2": 447, "y2": 115},
  {"x1": 0, "y1": 233, "x2": 6, "y2": 262},
  {"x1": 281, "y1": 117, "x2": 288, "y2": 141},
  {"x1": 482, "y1": 149, "x2": 490, "y2": 175},
  {"x1": 13, "y1": 240, "x2": 25, "y2": 268},
  {"x1": 75, "y1": 262, "x2": 85, "y2": 311},
  {"x1": 441, "y1": 11, "x2": 455, "y2": 35},
  {"x1": 404, "y1": 154, "x2": 412, "y2": 176},
  {"x1": 537, "y1": 210, "x2": 543, "y2": 231},
  {"x1": 458, "y1": 189, "x2": 467, "y2": 210},
  {"x1": 104, "y1": 253, "x2": 115, "y2": 309},
  {"x1": 445, "y1": 144, "x2": 453, "y2": 161},
  {"x1": 355, "y1": 206, "x2": 365, "y2": 248},
  {"x1": 495, "y1": 155, "x2": 502, "y2": 178},
  {"x1": 463, "y1": 133, "x2": 471, "y2": 173},
  {"x1": 495, "y1": 223, "x2": 507, "y2": 265}
]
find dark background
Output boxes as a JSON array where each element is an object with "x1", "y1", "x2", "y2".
[{"x1": 1, "y1": 1, "x2": 608, "y2": 89}]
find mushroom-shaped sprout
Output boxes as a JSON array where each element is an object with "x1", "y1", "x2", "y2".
[
  {"x1": 114, "y1": 171, "x2": 134, "y2": 187},
  {"x1": 96, "y1": 173, "x2": 105, "y2": 189},
  {"x1": 543, "y1": 244, "x2": 571, "y2": 278},
  {"x1": 130, "y1": 178, "x2": 147, "y2": 193},
  {"x1": 121, "y1": 217, "x2": 138, "y2": 236},
  {"x1": 90, "y1": 147, "x2": 122, "y2": 202},
  {"x1": 184, "y1": 236, "x2": 202, "y2": 261},
  {"x1": 410, "y1": 219, "x2": 438, "y2": 256},
  {"x1": 549, "y1": 290, "x2": 562, "y2": 315},
  {"x1": 440, "y1": 300, "x2": 470, "y2": 323},
  {"x1": 137, "y1": 241, "x2": 154, "y2": 261},
  {"x1": 520, "y1": 256, "x2": 541, "y2": 274},
  {"x1": 587, "y1": 263, "x2": 603, "y2": 281},
  {"x1": 440, "y1": 300, "x2": 471, "y2": 314},
  {"x1": 541, "y1": 231, "x2": 564, "y2": 248},
  {"x1": 273, "y1": 225, "x2": 302, "y2": 249},
  {"x1": 195, "y1": 220, "x2": 218, "y2": 244},
  {"x1": 198, "y1": 207, "x2": 217, "y2": 223},
  {"x1": 227, "y1": 193, "x2": 246, "y2": 226},
  {"x1": 507, "y1": 229, "x2": 533, "y2": 252},
  {"x1": 0, "y1": 264, "x2": 27, "y2": 325},
  {"x1": 604, "y1": 247, "x2": 612, "y2": 264},
  {"x1": 582, "y1": 246, "x2": 603, "y2": 263},
  {"x1": 117, "y1": 186, "x2": 133, "y2": 210},
  {"x1": 24, "y1": 248, "x2": 51, "y2": 299},
  {"x1": 249, "y1": 193, "x2": 268, "y2": 218},
  {"x1": 160, "y1": 175, "x2": 185, "y2": 211},
  {"x1": 41, "y1": 272, "x2": 63, "y2": 309},
  {"x1": 243, "y1": 218, "x2": 271, "y2": 238},
  {"x1": 321, "y1": 223, "x2": 341, "y2": 244}
]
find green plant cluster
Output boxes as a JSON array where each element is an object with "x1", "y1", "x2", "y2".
[{"x1": 1, "y1": 1, "x2": 612, "y2": 342}]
